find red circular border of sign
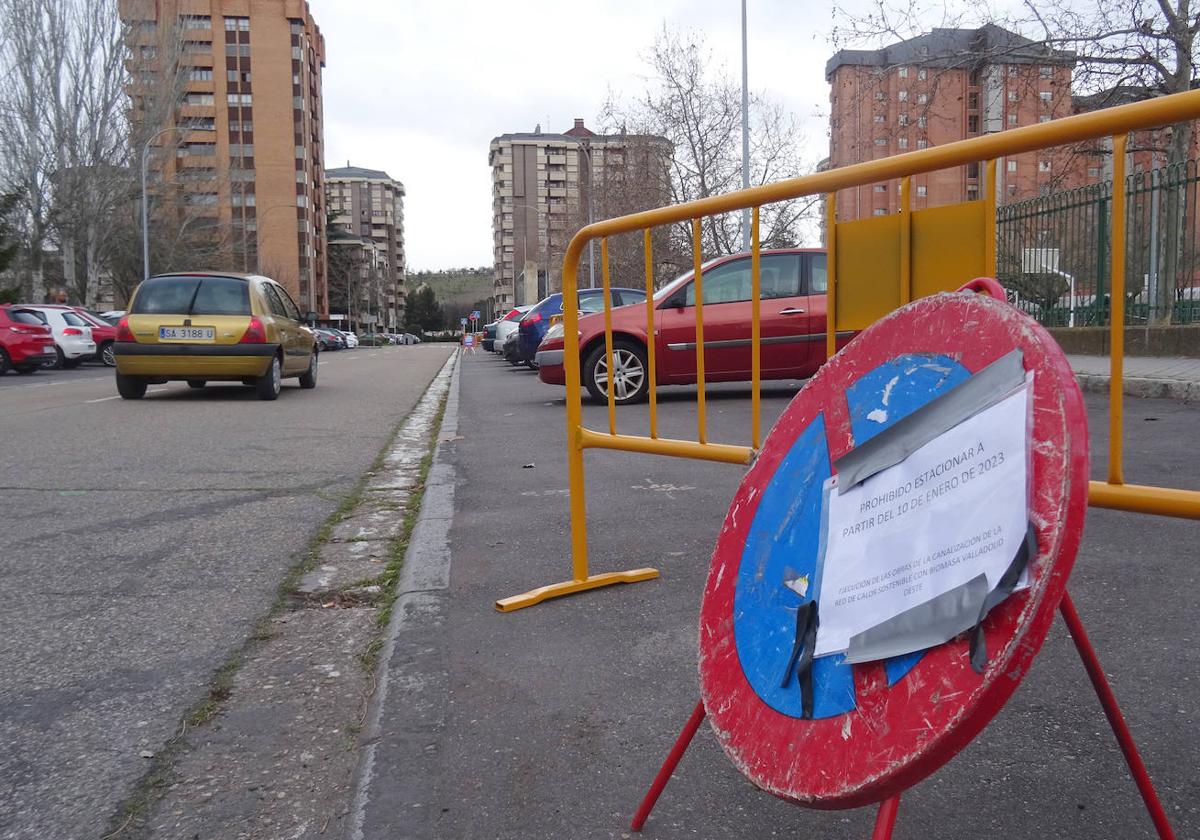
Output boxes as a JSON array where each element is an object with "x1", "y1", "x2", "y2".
[{"x1": 698, "y1": 291, "x2": 1090, "y2": 809}]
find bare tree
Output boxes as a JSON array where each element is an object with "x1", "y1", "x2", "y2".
[{"x1": 601, "y1": 26, "x2": 820, "y2": 263}]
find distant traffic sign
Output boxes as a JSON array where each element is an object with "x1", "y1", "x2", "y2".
[
  {"x1": 460, "y1": 317, "x2": 468, "y2": 327},
  {"x1": 471, "y1": 310, "x2": 481, "y2": 320}
]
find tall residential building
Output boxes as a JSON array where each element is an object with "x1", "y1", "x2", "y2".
[
  {"x1": 488, "y1": 119, "x2": 672, "y2": 310},
  {"x1": 826, "y1": 25, "x2": 1078, "y2": 221},
  {"x1": 326, "y1": 166, "x2": 407, "y2": 329},
  {"x1": 120, "y1": 0, "x2": 329, "y2": 314}
]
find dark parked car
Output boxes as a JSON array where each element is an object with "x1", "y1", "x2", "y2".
[
  {"x1": 0, "y1": 305, "x2": 57, "y2": 374},
  {"x1": 482, "y1": 320, "x2": 500, "y2": 351},
  {"x1": 314, "y1": 328, "x2": 346, "y2": 350},
  {"x1": 516, "y1": 287, "x2": 647, "y2": 368}
]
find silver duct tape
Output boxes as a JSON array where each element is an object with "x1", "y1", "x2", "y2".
[
  {"x1": 843, "y1": 573, "x2": 990, "y2": 664},
  {"x1": 835, "y1": 349, "x2": 1026, "y2": 492}
]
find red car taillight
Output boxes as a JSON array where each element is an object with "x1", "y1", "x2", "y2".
[
  {"x1": 10, "y1": 325, "x2": 45, "y2": 335},
  {"x1": 239, "y1": 317, "x2": 267, "y2": 343},
  {"x1": 115, "y1": 317, "x2": 135, "y2": 342},
  {"x1": 62, "y1": 327, "x2": 84, "y2": 336},
  {"x1": 522, "y1": 312, "x2": 542, "y2": 327}
]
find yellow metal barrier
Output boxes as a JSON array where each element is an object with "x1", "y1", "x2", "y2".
[{"x1": 495, "y1": 90, "x2": 1200, "y2": 613}]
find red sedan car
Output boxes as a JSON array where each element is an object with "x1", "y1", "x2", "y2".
[
  {"x1": 537, "y1": 248, "x2": 851, "y2": 404},
  {"x1": 0, "y1": 305, "x2": 57, "y2": 375}
]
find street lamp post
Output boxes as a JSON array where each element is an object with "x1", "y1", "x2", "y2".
[
  {"x1": 141, "y1": 125, "x2": 215, "y2": 281},
  {"x1": 580, "y1": 140, "x2": 596, "y2": 289}
]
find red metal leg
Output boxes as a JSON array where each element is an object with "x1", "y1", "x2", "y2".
[
  {"x1": 870, "y1": 795, "x2": 901, "y2": 840},
  {"x1": 1059, "y1": 592, "x2": 1176, "y2": 840},
  {"x1": 631, "y1": 700, "x2": 707, "y2": 832}
]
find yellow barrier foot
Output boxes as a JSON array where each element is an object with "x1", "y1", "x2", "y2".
[{"x1": 495, "y1": 568, "x2": 660, "y2": 612}]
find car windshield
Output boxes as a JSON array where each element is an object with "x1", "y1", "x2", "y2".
[{"x1": 132, "y1": 275, "x2": 251, "y2": 316}]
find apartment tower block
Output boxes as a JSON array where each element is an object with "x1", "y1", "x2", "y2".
[
  {"x1": 827, "y1": 25, "x2": 1078, "y2": 221},
  {"x1": 326, "y1": 166, "x2": 407, "y2": 329},
  {"x1": 120, "y1": 0, "x2": 329, "y2": 314}
]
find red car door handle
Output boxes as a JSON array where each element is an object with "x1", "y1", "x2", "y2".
[{"x1": 778, "y1": 307, "x2": 806, "y2": 315}]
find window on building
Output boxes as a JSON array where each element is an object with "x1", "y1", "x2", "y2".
[
  {"x1": 1007, "y1": 160, "x2": 1018, "y2": 173},
  {"x1": 292, "y1": 46, "x2": 302, "y2": 60},
  {"x1": 184, "y1": 92, "x2": 213, "y2": 105},
  {"x1": 1040, "y1": 65, "x2": 1053, "y2": 79},
  {"x1": 1008, "y1": 65, "x2": 1019, "y2": 77},
  {"x1": 873, "y1": 184, "x2": 887, "y2": 193},
  {"x1": 916, "y1": 185, "x2": 928, "y2": 197},
  {"x1": 967, "y1": 184, "x2": 980, "y2": 198},
  {"x1": 224, "y1": 16, "x2": 249, "y2": 31},
  {"x1": 189, "y1": 68, "x2": 213, "y2": 81},
  {"x1": 898, "y1": 90, "x2": 908, "y2": 102},
  {"x1": 1039, "y1": 115, "x2": 1052, "y2": 123},
  {"x1": 968, "y1": 68, "x2": 981, "y2": 86},
  {"x1": 139, "y1": 45, "x2": 156, "y2": 59},
  {"x1": 967, "y1": 162, "x2": 980, "y2": 179},
  {"x1": 898, "y1": 137, "x2": 908, "y2": 149},
  {"x1": 226, "y1": 93, "x2": 251, "y2": 106},
  {"x1": 874, "y1": 115, "x2": 885, "y2": 124},
  {"x1": 1039, "y1": 91, "x2": 1053, "y2": 103},
  {"x1": 917, "y1": 139, "x2": 928, "y2": 149},
  {"x1": 1039, "y1": 160, "x2": 1052, "y2": 172},
  {"x1": 225, "y1": 44, "x2": 251, "y2": 57},
  {"x1": 874, "y1": 138, "x2": 887, "y2": 146},
  {"x1": 917, "y1": 93, "x2": 928, "y2": 104},
  {"x1": 898, "y1": 113, "x2": 908, "y2": 126},
  {"x1": 968, "y1": 115, "x2": 980, "y2": 133},
  {"x1": 1008, "y1": 114, "x2": 1018, "y2": 126},
  {"x1": 918, "y1": 68, "x2": 927, "y2": 81},
  {"x1": 873, "y1": 208, "x2": 887, "y2": 216},
  {"x1": 874, "y1": 90, "x2": 885, "y2": 101},
  {"x1": 898, "y1": 66, "x2": 908, "y2": 78},
  {"x1": 182, "y1": 14, "x2": 211, "y2": 29},
  {"x1": 1088, "y1": 166, "x2": 1101, "y2": 177}
]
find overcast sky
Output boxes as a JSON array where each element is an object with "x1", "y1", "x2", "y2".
[{"x1": 310, "y1": 1, "x2": 858, "y2": 272}]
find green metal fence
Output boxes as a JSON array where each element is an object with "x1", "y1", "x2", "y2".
[{"x1": 997, "y1": 159, "x2": 1200, "y2": 326}]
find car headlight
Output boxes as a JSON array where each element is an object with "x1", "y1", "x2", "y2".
[{"x1": 543, "y1": 322, "x2": 565, "y2": 342}]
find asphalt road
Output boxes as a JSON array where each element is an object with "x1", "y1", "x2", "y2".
[
  {"x1": 360, "y1": 350, "x2": 1198, "y2": 840},
  {"x1": 0, "y1": 344, "x2": 454, "y2": 840}
]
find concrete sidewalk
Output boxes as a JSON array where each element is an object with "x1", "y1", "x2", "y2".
[
  {"x1": 1070, "y1": 354, "x2": 1200, "y2": 400},
  {"x1": 348, "y1": 353, "x2": 1199, "y2": 840}
]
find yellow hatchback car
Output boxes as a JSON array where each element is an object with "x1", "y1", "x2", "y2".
[{"x1": 114, "y1": 272, "x2": 318, "y2": 400}]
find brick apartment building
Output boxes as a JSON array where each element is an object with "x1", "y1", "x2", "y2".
[
  {"x1": 120, "y1": 0, "x2": 329, "y2": 314},
  {"x1": 488, "y1": 119, "x2": 671, "y2": 310},
  {"x1": 826, "y1": 25, "x2": 1080, "y2": 221},
  {"x1": 326, "y1": 166, "x2": 407, "y2": 329}
]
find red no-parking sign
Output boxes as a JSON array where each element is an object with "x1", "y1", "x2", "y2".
[{"x1": 698, "y1": 288, "x2": 1090, "y2": 808}]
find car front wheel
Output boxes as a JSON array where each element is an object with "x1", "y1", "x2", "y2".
[
  {"x1": 583, "y1": 339, "x2": 649, "y2": 405},
  {"x1": 255, "y1": 355, "x2": 282, "y2": 401},
  {"x1": 298, "y1": 349, "x2": 317, "y2": 389}
]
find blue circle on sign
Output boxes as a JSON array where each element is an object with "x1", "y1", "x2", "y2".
[{"x1": 732, "y1": 354, "x2": 972, "y2": 719}]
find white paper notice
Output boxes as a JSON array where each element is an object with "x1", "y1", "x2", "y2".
[{"x1": 814, "y1": 383, "x2": 1029, "y2": 658}]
